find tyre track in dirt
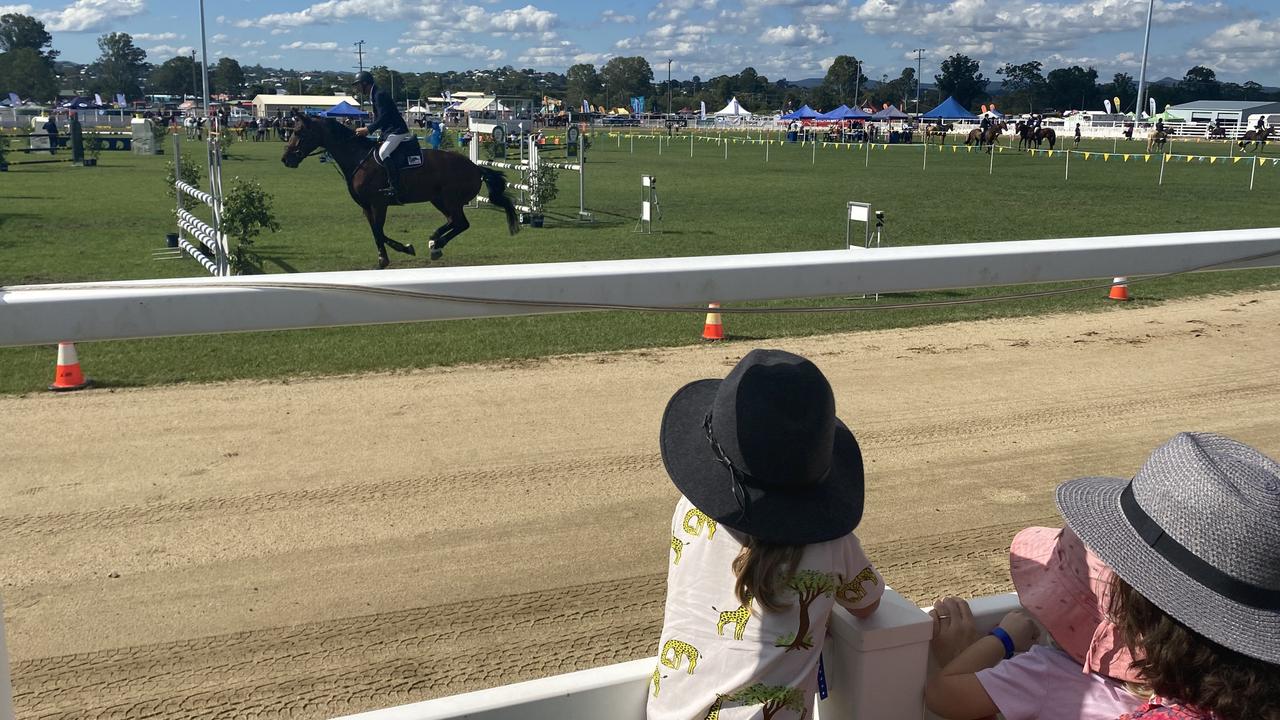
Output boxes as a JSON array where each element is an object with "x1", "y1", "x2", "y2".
[{"x1": 11, "y1": 517, "x2": 1061, "y2": 720}]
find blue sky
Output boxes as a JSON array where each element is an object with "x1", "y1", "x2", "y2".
[{"x1": 4, "y1": 0, "x2": 1278, "y2": 85}]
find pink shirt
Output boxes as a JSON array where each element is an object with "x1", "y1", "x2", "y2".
[{"x1": 976, "y1": 645, "x2": 1144, "y2": 720}]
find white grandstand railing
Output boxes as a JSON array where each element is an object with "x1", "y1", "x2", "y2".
[
  {"x1": 333, "y1": 588, "x2": 1023, "y2": 720},
  {"x1": 3, "y1": 228, "x2": 1280, "y2": 348}
]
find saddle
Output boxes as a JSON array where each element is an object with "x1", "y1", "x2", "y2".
[{"x1": 378, "y1": 135, "x2": 424, "y2": 172}]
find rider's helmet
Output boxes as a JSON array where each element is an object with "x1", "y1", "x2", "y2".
[{"x1": 352, "y1": 71, "x2": 375, "y2": 89}]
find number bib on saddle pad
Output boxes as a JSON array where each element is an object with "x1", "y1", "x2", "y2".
[{"x1": 389, "y1": 136, "x2": 423, "y2": 171}]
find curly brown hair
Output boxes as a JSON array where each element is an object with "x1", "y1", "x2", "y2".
[
  {"x1": 1109, "y1": 576, "x2": 1280, "y2": 719},
  {"x1": 732, "y1": 537, "x2": 805, "y2": 613}
]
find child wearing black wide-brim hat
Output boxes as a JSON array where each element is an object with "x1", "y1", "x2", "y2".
[{"x1": 647, "y1": 349, "x2": 883, "y2": 720}]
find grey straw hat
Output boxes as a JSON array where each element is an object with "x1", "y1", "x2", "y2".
[
  {"x1": 659, "y1": 349, "x2": 864, "y2": 545},
  {"x1": 1056, "y1": 432, "x2": 1280, "y2": 664}
]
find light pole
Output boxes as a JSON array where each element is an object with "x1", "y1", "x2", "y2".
[
  {"x1": 197, "y1": 0, "x2": 211, "y2": 115},
  {"x1": 853, "y1": 60, "x2": 862, "y2": 108},
  {"x1": 667, "y1": 59, "x2": 673, "y2": 117},
  {"x1": 1134, "y1": 0, "x2": 1155, "y2": 120},
  {"x1": 913, "y1": 49, "x2": 926, "y2": 115}
]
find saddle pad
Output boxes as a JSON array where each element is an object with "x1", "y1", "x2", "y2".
[{"x1": 391, "y1": 137, "x2": 423, "y2": 170}]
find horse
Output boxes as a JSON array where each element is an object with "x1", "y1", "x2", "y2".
[
  {"x1": 1015, "y1": 121, "x2": 1035, "y2": 150},
  {"x1": 281, "y1": 115, "x2": 519, "y2": 268},
  {"x1": 965, "y1": 121, "x2": 1007, "y2": 153},
  {"x1": 1146, "y1": 130, "x2": 1167, "y2": 153},
  {"x1": 1034, "y1": 127, "x2": 1056, "y2": 150},
  {"x1": 1239, "y1": 126, "x2": 1271, "y2": 152},
  {"x1": 925, "y1": 122, "x2": 953, "y2": 146},
  {"x1": 1206, "y1": 125, "x2": 1226, "y2": 140}
]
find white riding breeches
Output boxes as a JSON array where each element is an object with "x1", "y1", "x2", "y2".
[{"x1": 378, "y1": 132, "x2": 414, "y2": 162}]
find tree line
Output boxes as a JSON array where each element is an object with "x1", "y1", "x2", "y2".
[{"x1": 3, "y1": 12, "x2": 1277, "y2": 115}]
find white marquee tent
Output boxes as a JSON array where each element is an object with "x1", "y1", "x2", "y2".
[{"x1": 713, "y1": 97, "x2": 752, "y2": 117}]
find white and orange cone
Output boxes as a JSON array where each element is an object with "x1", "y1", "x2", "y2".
[
  {"x1": 702, "y1": 303, "x2": 725, "y2": 341},
  {"x1": 48, "y1": 342, "x2": 91, "y2": 392},
  {"x1": 1108, "y1": 277, "x2": 1131, "y2": 302}
]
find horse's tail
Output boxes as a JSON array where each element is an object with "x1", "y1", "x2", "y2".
[{"x1": 479, "y1": 166, "x2": 520, "y2": 235}]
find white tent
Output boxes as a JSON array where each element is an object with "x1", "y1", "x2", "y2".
[{"x1": 713, "y1": 97, "x2": 751, "y2": 117}]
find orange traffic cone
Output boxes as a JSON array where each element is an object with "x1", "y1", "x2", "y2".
[
  {"x1": 1108, "y1": 277, "x2": 1131, "y2": 302},
  {"x1": 49, "y1": 342, "x2": 91, "y2": 392},
  {"x1": 702, "y1": 303, "x2": 725, "y2": 341}
]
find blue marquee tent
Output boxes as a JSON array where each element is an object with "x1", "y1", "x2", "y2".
[
  {"x1": 922, "y1": 96, "x2": 976, "y2": 119},
  {"x1": 322, "y1": 100, "x2": 370, "y2": 118},
  {"x1": 817, "y1": 104, "x2": 872, "y2": 120},
  {"x1": 780, "y1": 104, "x2": 821, "y2": 120}
]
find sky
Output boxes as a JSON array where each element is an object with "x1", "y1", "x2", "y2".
[{"x1": 3, "y1": 0, "x2": 1278, "y2": 87}]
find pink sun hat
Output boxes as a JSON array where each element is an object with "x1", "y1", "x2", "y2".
[{"x1": 1010, "y1": 526, "x2": 1144, "y2": 684}]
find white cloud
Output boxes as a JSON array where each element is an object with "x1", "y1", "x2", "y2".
[
  {"x1": 281, "y1": 40, "x2": 340, "y2": 51},
  {"x1": 404, "y1": 42, "x2": 505, "y2": 62},
  {"x1": 209, "y1": 33, "x2": 227, "y2": 43},
  {"x1": 31, "y1": 0, "x2": 145, "y2": 32},
  {"x1": 146, "y1": 44, "x2": 196, "y2": 57},
  {"x1": 1187, "y1": 18, "x2": 1280, "y2": 74},
  {"x1": 601, "y1": 9, "x2": 635, "y2": 23},
  {"x1": 486, "y1": 4, "x2": 557, "y2": 33},
  {"x1": 135, "y1": 32, "x2": 180, "y2": 42},
  {"x1": 760, "y1": 24, "x2": 832, "y2": 46}
]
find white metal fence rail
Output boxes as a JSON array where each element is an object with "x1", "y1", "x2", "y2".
[{"x1": 3, "y1": 228, "x2": 1280, "y2": 348}]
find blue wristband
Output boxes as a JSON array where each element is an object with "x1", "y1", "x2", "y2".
[{"x1": 989, "y1": 627, "x2": 1015, "y2": 659}]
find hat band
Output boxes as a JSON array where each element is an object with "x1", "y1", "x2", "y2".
[{"x1": 1120, "y1": 483, "x2": 1280, "y2": 610}]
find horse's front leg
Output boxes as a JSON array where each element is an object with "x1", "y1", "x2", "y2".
[{"x1": 362, "y1": 204, "x2": 392, "y2": 269}]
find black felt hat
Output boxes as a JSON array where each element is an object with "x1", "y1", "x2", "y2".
[{"x1": 659, "y1": 349, "x2": 864, "y2": 545}]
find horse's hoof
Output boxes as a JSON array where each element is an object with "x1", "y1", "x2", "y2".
[
  {"x1": 430, "y1": 248, "x2": 444, "y2": 261},
  {"x1": 377, "y1": 256, "x2": 390, "y2": 269},
  {"x1": 404, "y1": 244, "x2": 416, "y2": 256}
]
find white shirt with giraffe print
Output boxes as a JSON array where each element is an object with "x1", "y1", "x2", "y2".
[{"x1": 647, "y1": 495, "x2": 883, "y2": 720}]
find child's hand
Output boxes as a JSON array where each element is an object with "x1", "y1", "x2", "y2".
[
  {"x1": 930, "y1": 597, "x2": 980, "y2": 666},
  {"x1": 997, "y1": 610, "x2": 1041, "y2": 652}
]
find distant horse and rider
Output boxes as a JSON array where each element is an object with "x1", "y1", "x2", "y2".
[
  {"x1": 1239, "y1": 125, "x2": 1272, "y2": 153},
  {"x1": 925, "y1": 122, "x2": 954, "y2": 146},
  {"x1": 1015, "y1": 121, "x2": 1056, "y2": 150},
  {"x1": 281, "y1": 115, "x2": 519, "y2": 268},
  {"x1": 965, "y1": 121, "x2": 1007, "y2": 153},
  {"x1": 1146, "y1": 130, "x2": 1168, "y2": 153}
]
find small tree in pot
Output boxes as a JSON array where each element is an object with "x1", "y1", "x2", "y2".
[
  {"x1": 221, "y1": 177, "x2": 281, "y2": 274},
  {"x1": 528, "y1": 163, "x2": 559, "y2": 227}
]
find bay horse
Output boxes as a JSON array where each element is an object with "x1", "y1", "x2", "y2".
[
  {"x1": 1239, "y1": 126, "x2": 1271, "y2": 152},
  {"x1": 281, "y1": 115, "x2": 519, "y2": 267},
  {"x1": 1016, "y1": 121, "x2": 1034, "y2": 150},
  {"x1": 964, "y1": 121, "x2": 1006, "y2": 153}
]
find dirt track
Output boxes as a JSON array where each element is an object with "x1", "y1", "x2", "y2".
[{"x1": 3, "y1": 291, "x2": 1280, "y2": 719}]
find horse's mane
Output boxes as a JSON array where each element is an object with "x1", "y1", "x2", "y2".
[{"x1": 311, "y1": 117, "x2": 373, "y2": 146}]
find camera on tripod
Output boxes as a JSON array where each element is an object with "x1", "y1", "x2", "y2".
[{"x1": 874, "y1": 210, "x2": 885, "y2": 223}]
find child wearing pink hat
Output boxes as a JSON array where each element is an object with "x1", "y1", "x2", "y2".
[{"x1": 924, "y1": 525, "x2": 1146, "y2": 720}]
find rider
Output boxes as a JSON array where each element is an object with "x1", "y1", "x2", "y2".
[
  {"x1": 352, "y1": 71, "x2": 412, "y2": 198},
  {"x1": 1155, "y1": 117, "x2": 1165, "y2": 136}
]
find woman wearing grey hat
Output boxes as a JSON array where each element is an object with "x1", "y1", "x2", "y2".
[
  {"x1": 647, "y1": 349, "x2": 883, "y2": 720},
  {"x1": 1057, "y1": 432, "x2": 1280, "y2": 719}
]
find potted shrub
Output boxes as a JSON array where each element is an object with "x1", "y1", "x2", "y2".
[
  {"x1": 84, "y1": 135, "x2": 103, "y2": 166},
  {"x1": 528, "y1": 163, "x2": 560, "y2": 227}
]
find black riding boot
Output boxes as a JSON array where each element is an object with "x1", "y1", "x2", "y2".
[{"x1": 381, "y1": 160, "x2": 401, "y2": 201}]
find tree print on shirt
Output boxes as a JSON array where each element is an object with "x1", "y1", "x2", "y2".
[
  {"x1": 774, "y1": 570, "x2": 837, "y2": 651},
  {"x1": 727, "y1": 683, "x2": 805, "y2": 720}
]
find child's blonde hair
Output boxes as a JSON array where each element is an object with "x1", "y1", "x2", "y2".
[{"x1": 732, "y1": 536, "x2": 805, "y2": 612}]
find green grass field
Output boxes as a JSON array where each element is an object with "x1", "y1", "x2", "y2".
[{"x1": 1, "y1": 128, "x2": 1278, "y2": 393}]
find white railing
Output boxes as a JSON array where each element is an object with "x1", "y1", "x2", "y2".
[
  {"x1": 333, "y1": 588, "x2": 1023, "y2": 720},
  {"x1": 3, "y1": 228, "x2": 1280, "y2": 348}
]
